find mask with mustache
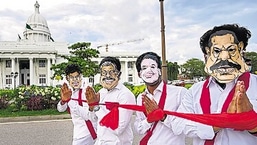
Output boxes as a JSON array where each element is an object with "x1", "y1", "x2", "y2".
[
  {"x1": 204, "y1": 33, "x2": 249, "y2": 83},
  {"x1": 100, "y1": 63, "x2": 120, "y2": 91}
]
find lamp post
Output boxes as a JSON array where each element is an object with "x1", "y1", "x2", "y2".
[
  {"x1": 11, "y1": 72, "x2": 18, "y2": 89},
  {"x1": 159, "y1": 0, "x2": 167, "y2": 82}
]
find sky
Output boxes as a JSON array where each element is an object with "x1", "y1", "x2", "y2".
[{"x1": 0, "y1": 0, "x2": 257, "y2": 64}]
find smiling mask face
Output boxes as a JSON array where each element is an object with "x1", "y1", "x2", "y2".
[
  {"x1": 139, "y1": 58, "x2": 161, "y2": 85},
  {"x1": 100, "y1": 62, "x2": 120, "y2": 90},
  {"x1": 204, "y1": 33, "x2": 249, "y2": 83}
]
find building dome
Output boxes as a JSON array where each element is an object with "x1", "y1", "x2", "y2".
[{"x1": 23, "y1": 1, "x2": 53, "y2": 42}]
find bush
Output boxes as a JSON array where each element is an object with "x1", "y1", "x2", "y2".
[
  {"x1": 184, "y1": 84, "x2": 193, "y2": 89},
  {"x1": 26, "y1": 95, "x2": 46, "y2": 110},
  {"x1": 0, "y1": 83, "x2": 147, "y2": 111},
  {"x1": 93, "y1": 83, "x2": 103, "y2": 92},
  {"x1": 0, "y1": 85, "x2": 61, "y2": 111},
  {"x1": 123, "y1": 82, "x2": 146, "y2": 98},
  {"x1": 0, "y1": 95, "x2": 8, "y2": 109}
]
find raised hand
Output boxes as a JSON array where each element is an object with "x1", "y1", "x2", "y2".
[
  {"x1": 60, "y1": 83, "x2": 72, "y2": 102},
  {"x1": 86, "y1": 86, "x2": 99, "y2": 111}
]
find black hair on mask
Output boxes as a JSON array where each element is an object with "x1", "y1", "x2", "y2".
[
  {"x1": 65, "y1": 64, "x2": 82, "y2": 76},
  {"x1": 99, "y1": 56, "x2": 121, "y2": 71},
  {"x1": 200, "y1": 24, "x2": 251, "y2": 54},
  {"x1": 136, "y1": 52, "x2": 161, "y2": 73}
]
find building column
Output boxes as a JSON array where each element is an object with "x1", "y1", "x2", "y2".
[
  {"x1": 124, "y1": 61, "x2": 128, "y2": 82},
  {"x1": 29, "y1": 58, "x2": 34, "y2": 85},
  {"x1": 134, "y1": 62, "x2": 139, "y2": 84},
  {"x1": 16, "y1": 58, "x2": 20, "y2": 87},
  {"x1": 47, "y1": 58, "x2": 51, "y2": 86},
  {"x1": 11, "y1": 58, "x2": 15, "y2": 88},
  {"x1": 0, "y1": 59, "x2": 2, "y2": 88},
  {"x1": 51, "y1": 58, "x2": 57, "y2": 86}
]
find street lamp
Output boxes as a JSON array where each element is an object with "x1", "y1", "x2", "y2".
[
  {"x1": 159, "y1": 0, "x2": 167, "y2": 82},
  {"x1": 11, "y1": 72, "x2": 18, "y2": 89}
]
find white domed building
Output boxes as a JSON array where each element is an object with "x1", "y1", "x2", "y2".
[{"x1": 0, "y1": 1, "x2": 141, "y2": 89}]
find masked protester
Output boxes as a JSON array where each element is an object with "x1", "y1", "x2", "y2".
[
  {"x1": 57, "y1": 64, "x2": 97, "y2": 145},
  {"x1": 133, "y1": 52, "x2": 187, "y2": 145},
  {"x1": 172, "y1": 24, "x2": 257, "y2": 145},
  {"x1": 87, "y1": 56, "x2": 136, "y2": 145}
]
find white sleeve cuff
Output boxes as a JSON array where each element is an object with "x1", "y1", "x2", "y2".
[
  {"x1": 88, "y1": 111, "x2": 98, "y2": 122},
  {"x1": 196, "y1": 123, "x2": 215, "y2": 139}
]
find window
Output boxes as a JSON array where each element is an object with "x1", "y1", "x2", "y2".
[
  {"x1": 39, "y1": 60, "x2": 46, "y2": 67},
  {"x1": 89, "y1": 77, "x2": 94, "y2": 83},
  {"x1": 128, "y1": 74, "x2": 133, "y2": 82},
  {"x1": 39, "y1": 74, "x2": 46, "y2": 84},
  {"x1": 6, "y1": 60, "x2": 11, "y2": 68},
  {"x1": 6, "y1": 75, "x2": 12, "y2": 85},
  {"x1": 128, "y1": 61, "x2": 133, "y2": 69}
]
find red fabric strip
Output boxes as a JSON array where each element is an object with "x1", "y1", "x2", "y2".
[
  {"x1": 200, "y1": 72, "x2": 250, "y2": 145},
  {"x1": 200, "y1": 78, "x2": 217, "y2": 145},
  {"x1": 95, "y1": 101, "x2": 257, "y2": 131},
  {"x1": 85, "y1": 120, "x2": 97, "y2": 139},
  {"x1": 140, "y1": 83, "x2": 167, "y2": 145},
  {"x1": 78, "y1": 89, "x2": 97, "y2": 140},
  {"x1": 71, "y1": 98, "x2": 87, "y2": 103},
  {"x1": 164, "y1": 110, "x2": 257, "y2": 130}
]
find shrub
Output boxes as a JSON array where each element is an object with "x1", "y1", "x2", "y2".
[
  {"x1": 0, "y1": 95, "x2": 8, "y2": 109},
  {"x1": 184, "y1": 84, "x2": 193, "y2": 89},
  {"x1": 123, "y1": 82, "x2": 146, "y2": 98},
  {"x1": 0, "y1": 85, "x2": 61, "y2": 111},
  {"x1": 93, "y1": 83, "x2": 103, "y2": 92},
  {"x1": 26, "y1": 95, "x2": 46, "y2": 110}
]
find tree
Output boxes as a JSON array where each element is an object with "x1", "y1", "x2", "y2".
[
  {"x1": 244, "y1": 51, "x2": 257, "y2": 74},
  {"x1": 167, "y1": 61, "x2": 179, "y2": 81},
  {"x1": 51, "y1": 42, "x2": 100, "y2": 80},
  {"x1": 180, "y1": 58, "x2": 206, "y2": 79}
]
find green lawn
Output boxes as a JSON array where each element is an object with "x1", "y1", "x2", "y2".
[{"x1": 0, "y1": 109, "x2": 68, "y2": 118}]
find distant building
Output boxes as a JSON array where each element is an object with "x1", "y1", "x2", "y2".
[{"x1": 0, "y1": 1, "x2": 141, "y2": 89}]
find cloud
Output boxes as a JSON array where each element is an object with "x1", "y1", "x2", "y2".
[{"x1": 0, "y1": 0, "x2": 256, "y2": 64}]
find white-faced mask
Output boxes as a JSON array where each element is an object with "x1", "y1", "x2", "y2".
[{"x1": 140, "y1": 58, "x2": 161, "y2": 84}]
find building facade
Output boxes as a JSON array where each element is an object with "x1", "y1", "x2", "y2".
[{"x1": 0, "y1": 1, "x2": 142, "y2": 89}]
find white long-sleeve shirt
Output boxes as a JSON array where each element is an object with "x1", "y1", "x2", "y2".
[
  {"x1": 57, "y1": 88, "x2": 97, "y2": 140},
  {"x1": 88, "y1": 82, "x2": 136, "y2": 145},
  {"x1": 172, "y1": 74, "x2": 257, "y2": 145},
  {"x1": 134, "y1": 81, "x2": 187, "y2": 145}
]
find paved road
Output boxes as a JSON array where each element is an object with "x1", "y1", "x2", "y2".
[{"x1": 0, "y1": 118, "x2": 192, "y2": 145}]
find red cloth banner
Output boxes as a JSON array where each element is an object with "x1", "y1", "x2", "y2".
[{"x1": 95, "y1": 102, "x2": 257, "y2": 131}]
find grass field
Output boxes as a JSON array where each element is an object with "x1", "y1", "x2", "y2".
[{"x1": 0, "y1": 109, "x2": 67, "y2": 118}]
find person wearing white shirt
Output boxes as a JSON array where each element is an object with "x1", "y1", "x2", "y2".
[
  {"x1": 57, "y1": 64, "x2": 97, "y2": 145},
  {"x1": 86, "y1": 56, "x2": 136, "y2": 145},
  {"x1": 172, "y1": 24, "x2": 257, "y2": 145},
  {"x1": 134, "y1": 52, "x2": 187, "y2": 145}
]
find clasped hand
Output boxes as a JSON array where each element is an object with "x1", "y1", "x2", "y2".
[
  {"x1": 142, "y1": 93, "x2": 166, "y2": 123},
  {"x1": 226, "y1": 81, "x2": 256, "y2": 132},
  {"x1": 227, "y1": 81, "x2": 253, "y2": 113}
]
